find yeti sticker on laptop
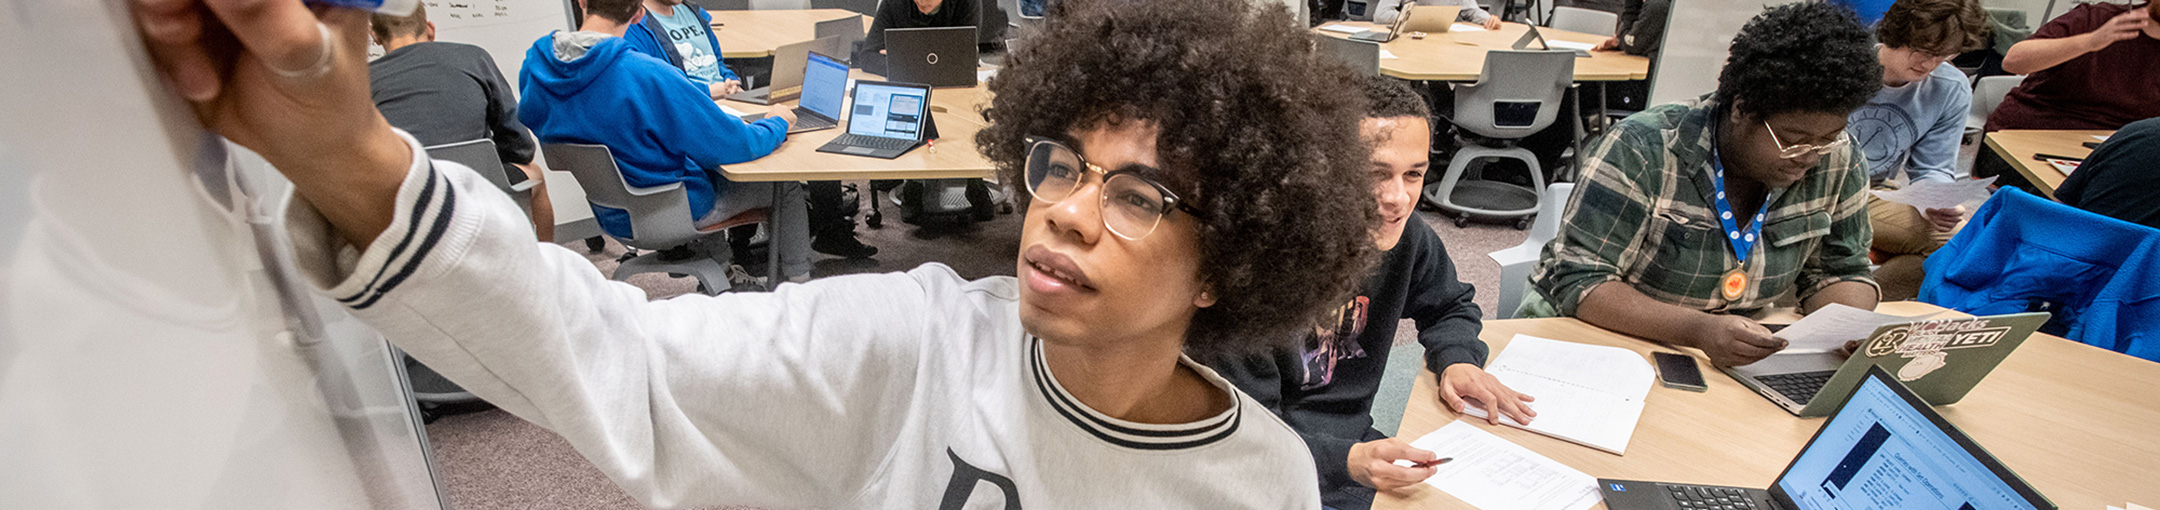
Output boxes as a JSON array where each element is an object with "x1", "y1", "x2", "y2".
[{"x1": 1863, "y1": 318, "x2": 2014, "y2": 381}]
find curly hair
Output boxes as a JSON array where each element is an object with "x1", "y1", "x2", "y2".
[
  {"x1": 1715, "y1": 2, "x2": 1882, "y2": 119},
  {"x1": 977, "y1": 0, "x2": 1380, "y2": 357},
  {"x1": 1876, "y1": 0, "x2": 1991, "y2": 55},
  {"x1": 1360, "y1": 74, "x2": 1430, "y2": 120}
]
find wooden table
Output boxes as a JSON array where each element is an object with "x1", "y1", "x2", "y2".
[
  {"x1": 1984, "y1": 130, "x2": 2113, "y2": 199},
  {"x1": 1314, "y1": 22, "x2": 1651, "y2": 82},
  {"x1": 715, "y1": 69, "x2": 996, "y2": 183},
  {"x1": 1375, "y1": 301, "x2": 2160, "y2": 510},
  {"x1": 708, "y1": 9, "x2": 865, "y2": 58}
]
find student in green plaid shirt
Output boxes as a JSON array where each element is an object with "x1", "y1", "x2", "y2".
[{"x1": 1522, "y1": 3, "x2": 1887, "y2": 367}]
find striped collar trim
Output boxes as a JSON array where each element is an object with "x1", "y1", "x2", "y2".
[{"x1": 1027, "y1": 337, "x2": 1240, "y2": 451}]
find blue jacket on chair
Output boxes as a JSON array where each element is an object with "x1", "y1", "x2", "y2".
[{"x1": 1920, "y1": 188, "x2": 2160, "y2": 361}]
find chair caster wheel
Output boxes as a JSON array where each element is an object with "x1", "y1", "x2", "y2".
[
  {"x1": 867, "y1": 215, "x2": 883, "y2": 228},
  {"x1": 1515, "y1": 219, "x2": 1531, "y2": 230},
  {"x1": 585, "y1": 237, "x2": 605, "y2": 253},
  {"x1": 1453, "y1": 215, "x2": 1470, "y2": 228}
]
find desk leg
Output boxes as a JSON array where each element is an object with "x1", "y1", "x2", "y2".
[{"x1": 770, "y1": 183, "x2": 785, "y2": 288}]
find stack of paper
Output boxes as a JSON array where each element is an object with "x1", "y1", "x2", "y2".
[
  {"x1": 1410, "y1": 421, "x2": 1601, "y2": 510},
  {"x1": 1545, "y1": 40, "x2": 1597, "y2": 51},
  {"x1": 1451, "y1": 23, "x2": 1489, "y2": 32},
  {"x1": 1870, "y1": 175, "x2": 1996, "y2": 211},
  {"x1": 1461, "y1": 335, "x2": 1654, "y2": 454},
  {"x1": 1318, "y1": 23, "x2": 1365, "y2": 34},
  {"x1": 1772, "y1": 303, "x2": 1946, "y2": 353}
]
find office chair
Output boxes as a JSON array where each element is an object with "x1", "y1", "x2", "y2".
[
  {"x1": 542, "y1": 143, "x2": 773, "y2": 295},
  {"x1": 1486, "y1": 181, "x2": 1573, "y2": 319},
  {"x1": 1317, "y1": 34, "x2": 1382, "y2": 76},
  {"x1": 811, "y1": 0, "x2": 877, "y2": 15},
  {"x1": 425, "y1": 139, "x2": 536, "y2": 218},
  {"x1": 1425, "y1": 50, "x2": 1573, "y2": 229},
  {"x1": 1547, "y1": 6, "x2": 1617, "y2": 36}
]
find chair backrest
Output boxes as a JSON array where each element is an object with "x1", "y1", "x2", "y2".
[
  {"x1": 1317, "y1": 35, "x2": 1381, "y2": 76},
  {"x1": 749, "y1": 0, "x2": 810, "y2": 10},
  {"x1": 1548, "y1": 6, "x2": 1618, "y2": 37},
  {"x1": 540, "y1": 143, "x2": 702, "y2": 249},
  {"x1": 424, "y1": 139, "x2": 511, "y2": 193},
  {"x1": 1527, "y1": 181, "x2": 1573, "y2": 247},
  {"x1": 1491, "y1": 181, "x2": 1575, "y2": 319},
  {"x1": 810, "y1": 0, "x2": 877, "y2": 15},
  {"x1": 705, "y1": 0, "x2": 750, "y2": 10},
  {"x1": 1969, "y1": 75, "x2": 2025, "y2": 127},
  {"x1": 1453, "y1": 50, "x2": 1574, "y2": 139}
]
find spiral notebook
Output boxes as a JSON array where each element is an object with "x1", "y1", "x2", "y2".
[{"x1": 1460, "y1": 335, "x2": 1654, "y2": 455}]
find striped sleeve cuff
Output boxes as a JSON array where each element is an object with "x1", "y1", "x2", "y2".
[{"x1": 285, "y1": 129, "x2": 463, "y2": 310}]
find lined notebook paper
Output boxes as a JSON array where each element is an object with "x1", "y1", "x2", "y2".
[
  {"x1": 1461, "y1": 335, "x2": 1654, "y2": 455},
  {"x1": 1411, "y1": 420, "x2": 1601, "y2": 510}
]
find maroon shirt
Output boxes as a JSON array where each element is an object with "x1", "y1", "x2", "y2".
[{"x1": 1986, "y1": 2, "x2": 2160, "y2": 132}]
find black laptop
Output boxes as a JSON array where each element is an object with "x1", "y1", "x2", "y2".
[
  {"x1": 884, "y1": 26, "x2": 978, "y2": 88},
  {"x1": 1599, "y1": 366, "x2": 2054, "y2": 510},
  {"x1": 816, "y1": 80, "x2": 933, "y2": 159}
]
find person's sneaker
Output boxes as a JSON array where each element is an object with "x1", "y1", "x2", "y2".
[{"x1": 813, "y1": 232, "x2": 879, "y2": 258}]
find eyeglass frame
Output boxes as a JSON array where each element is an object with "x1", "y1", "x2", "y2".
[
  {"x1": 1021, "y1": 136, "x2": 1207, "y2": 241},
  {"x1": 1762, "y1": 120, "x2": 1849, "y2": 160}
]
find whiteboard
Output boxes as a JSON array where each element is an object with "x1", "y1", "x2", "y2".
[
  {"x1": 1646, "y1": 0, "x2": 1794, "y2": 106},
  {"x1": 0, "y1": 1, "x2": 444, "y2": 508}
]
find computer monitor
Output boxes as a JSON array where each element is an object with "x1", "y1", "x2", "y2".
[
  {"x1": 801, "y1": 51, "x2": 849, "y2": 121},
  {"x1": 1768, "y1": 367, "x2": 2054, "y2": 510},
  {"x1": 845, "y1": 81, "x2": 929, "y2": 140}
]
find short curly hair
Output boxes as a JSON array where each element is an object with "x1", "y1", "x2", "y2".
[
  {"x1": 1361, "y1": 75, "x2": 1430, "y2": 120},
  {"x1": 1876, "y1": 0, "x2": 1991, "y2": 55},
  {"x1": 978, "y1": 0, "x2": 1380, "y2": 357},
  {"x1": 1715, "y1": 2, "x2": 1882, "y2": 119}
]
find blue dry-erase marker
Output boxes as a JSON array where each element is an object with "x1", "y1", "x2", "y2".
[{"x1": 304, "y1": 0, "x2": 419, "y2": 15}]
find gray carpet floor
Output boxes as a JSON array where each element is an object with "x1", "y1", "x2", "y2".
[{"x1": 424, "y1": 188, "x2": 1527, "y2": 510}]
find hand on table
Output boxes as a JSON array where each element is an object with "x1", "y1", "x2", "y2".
[
  {"x1": 1923, "y1": 206, "x2": 1965, "y2": 232},
  {"x1": 1440, "y1": 363, "x2": 1536, "y2": 425},
  {"x1": 1481, "y1": 17, "x2": 1503, "y2": 30},
  {"x1": 1594, "y1": 37, "x2": 1621, "y2": 52},
  {"x1": 709, "y1": 79, "x2": 744, "y2": 98},
  {"x1": 1347, "y1": 437, "x2": 1441, "y2": 491},
  {"x1": 1692, "y1": 314, "x2": 1786, "y2": 367}
]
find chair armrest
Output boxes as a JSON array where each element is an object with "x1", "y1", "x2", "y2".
[
  {"x1": 621, "y1": 181, "x2": 684, "y2": 197},
  {"x1": 510, "y1": 181, "x2": 540, "y2": 192}
]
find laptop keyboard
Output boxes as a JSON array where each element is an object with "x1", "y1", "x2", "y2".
[
  {"x1": 1757, "y1": 370, "x2": 1837, "y2": 405},
  {"x1": 831, "y1": 133, "x2": 914, "y2": 150},
  {"x1": 793, "y1": 111, "x2": 835, "y2": 129},
  {"x1": 1665, "y1": 484, "x2": 1760, "y2": 510}
]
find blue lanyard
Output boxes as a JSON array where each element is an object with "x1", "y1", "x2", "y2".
[{"x1": 1707, "y1": 141, "x2": 1779, "y2": 264}]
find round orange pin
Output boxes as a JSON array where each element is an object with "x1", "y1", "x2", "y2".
[{"x1": 1720, "y1": 268, "x2": 1747, "y2": 301}]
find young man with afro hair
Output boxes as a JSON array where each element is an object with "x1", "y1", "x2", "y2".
[
  {"x1": 1201, "y1": 74, "x2": 1534, "y2": 510},
  {"x1": 130, "y1": 0, "x2": 1381, "y2": 507},
  {"x1": 1524, "y1": 2, "x2": 1886, "y2": 368}
]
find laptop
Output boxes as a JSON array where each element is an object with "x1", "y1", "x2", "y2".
[
  {"x1": 726, "y1": 36, "x2": 845, "y2": 105},
  {"x1": 780, "y1": 51, "x2": 848, "y2": 134},
  {"x1": 1725, "y1": 312, "x2": 2050, "y2": 417},
  {"x1": 885, "y1": 26, "x2": 979, "y2": 88},
  {"x1": 815, "y1": 14, "x2": 865, "y2": 64},
  {"x1": 1513, "y1": 24, "x2": 1594, "y2": 57},
  {"x1": 1600, "y1": 366, "x2": 2056, "y2": 510},
  {"x1": 816, "y1": 80, "x2": 932, "y2": 159},
  {"x1": 1350, "y1": 4, "x2": 1459, "y2": 42}
]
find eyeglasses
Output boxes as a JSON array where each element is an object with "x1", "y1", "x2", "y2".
[
  {"x1": 1023, "y1": 136, "x2": 1205, "y2": 240},
  {"x1": 1763, "y1": 121, "x2": 1849, "y2": 160}
]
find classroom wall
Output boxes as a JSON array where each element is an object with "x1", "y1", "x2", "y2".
[{"x1": 0, "y1": 1, "x2": 443, "y2": 508}]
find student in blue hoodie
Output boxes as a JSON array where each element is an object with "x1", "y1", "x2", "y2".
[
  {"x1": 519, "y1": 0, "x2": 813, "y2": 281},
  {"x1": 624, "y1": 0, "x2": 741, "y2": 99}
]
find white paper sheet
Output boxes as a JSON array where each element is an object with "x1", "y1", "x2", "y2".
[
  {"x1": 1460, "y1": 335, "x2": 1653, "y2": 454},
  {"x1": 2094, "y1": 135, "x2": 2112, "y2": 142},
  {"x1": 1410, "y1": 421, "x2": 1602, "y2": 510},
  {"x1": 1869, "y1": 175, "x2": 1996, "y2": 211},
  {"x1": 1546, "y1": 40, "x2": 1597, "y2": 51},
  {"x1": 719, "y1": 103, "x2": 753, "y2": 118},
  {"x1": 1451, "y1": 24, "x2": 1488, "y2": 32},
  {"x1": 1319, "y1": 23, "x2": 1366, "y2": 34},
  {"x1": 1772, "y1": 304, "x2": 1945, "y2": 353},
  {"x1": 2126, "y1": 503, "x2": 2152, "y2": 510},
  {"x1": 1380, "y1": 49, "x2": 1400, "y2": 59}
]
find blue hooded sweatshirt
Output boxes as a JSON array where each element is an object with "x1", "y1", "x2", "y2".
[
  {"x1": 623, "y1": 1, "x2": 740, "y2": 85},
  {"x1": 517, "y1": 32, "x2": 788, "y2": 236}
]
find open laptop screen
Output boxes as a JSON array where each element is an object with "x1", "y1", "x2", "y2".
[
  {"x1": 801, "y1": 52, "x2": 849, "y2": 120},
  {"x1": 1773, "y1": 373, "x2": 2044, "y2": 510},
  {"x1": 846, "y1": 82, "x2": 928, "y2": 140}
]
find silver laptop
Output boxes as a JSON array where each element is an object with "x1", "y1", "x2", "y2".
[
  {"x1": 1726, "y1": 312, "x2": 2050, "y2": 417},
  {"x1": 815, "y1": 14, "x2": 865, "y2": 64},
  {"x1": 816, "y1": 79, "x2": 932, "y2": 159},
  {"x1": 727, "y1": 36, "x2": 845, "y2": 105},
  {"x1": 1600, "y1": 365, "x2": 2056, "y2": 510},
  {"x1": 781, "y1": 51, "x2": 848, "y2": 134}
]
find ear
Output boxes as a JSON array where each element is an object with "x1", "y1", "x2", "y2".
[
  {"x1": 424, "y1": 21, "x2": 437, "y2": 41},
  {"x1": 1193, "y1": 287, "x2": 1217, "y2": 308}
]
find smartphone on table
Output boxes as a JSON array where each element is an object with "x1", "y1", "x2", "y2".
[{"x1": 1653, "y1": 351, "x2": 1707, "y2": 392}]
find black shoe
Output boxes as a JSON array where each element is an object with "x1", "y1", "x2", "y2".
[{"x1": 813, "y1": 232, "x2": 879, "y2": 258}]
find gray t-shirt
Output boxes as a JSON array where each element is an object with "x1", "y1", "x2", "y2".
[
  {"x1": 369, "y1": 41, "x2": 536, "y2": 182},
  {"x1": 1847, "y1": 62, "x2": 1972, "y2": 185}
]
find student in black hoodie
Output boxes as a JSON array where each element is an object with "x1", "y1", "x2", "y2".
[
  {"x1": 1201, "y1": 75, "x2": 1537, "y2": 510},
  {"x1": 856, "y1": 0, "x2": 978, "y2": 69}
]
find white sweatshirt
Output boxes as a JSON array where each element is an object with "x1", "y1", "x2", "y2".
[{"x1": 281, "y1": 132, "x2": 1321, "y2": 509}]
